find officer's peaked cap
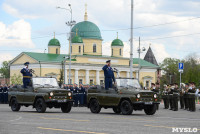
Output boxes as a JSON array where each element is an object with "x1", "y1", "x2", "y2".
[
  {"x1": 106, "y1": 60, "x2": 111, "y2": 63},
  {"x1": 24, "y1": 62, "x2": 30, "y2": 65}
]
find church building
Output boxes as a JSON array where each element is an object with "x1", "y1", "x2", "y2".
[{"x1": 9, "y1": 5, "x2": 160, "y2": 88}]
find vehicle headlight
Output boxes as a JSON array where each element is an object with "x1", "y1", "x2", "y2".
[
  {"x1": 154, "y1": 94, "x2": 157, "y2": 98},
  {"x1": 68, "y1": 92, "x2": 72, "y2": 96},
  {"x1": 50, "y1": 92, "x2": 54, "y2": 96},
  {"x1": 136, "y1": 94, "x2": 140, "y2": 98}
]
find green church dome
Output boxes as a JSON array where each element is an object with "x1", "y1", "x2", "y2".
[
  {"x1": 72, "y1": 35, "x2": 83, "y2": 43},
  {"x1": 48, "y1": 38, "x2": 60, "y2": 46},
  {"x1": 71, "y1": 21, "x2": 102, "y2": 40},
  {"x1": 111, "y1": 39, "x2": 124, "y2": 46}
]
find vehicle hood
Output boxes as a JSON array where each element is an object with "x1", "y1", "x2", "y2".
[{"x1": 36, "y1": 88, "x2": 69, "y2": 93}]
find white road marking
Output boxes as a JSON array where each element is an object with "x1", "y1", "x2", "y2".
[{"x1": 9, "y1": 116, "x2": 22, "y2": 122}]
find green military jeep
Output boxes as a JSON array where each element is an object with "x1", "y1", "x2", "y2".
[
  {"x1": 8, "y1": 77, "x2": 73, "y2": 113},
  {"x1": 87, "y1": 78, "x2": 159, "y2": 115}
]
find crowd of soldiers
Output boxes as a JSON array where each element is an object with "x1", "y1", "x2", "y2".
[
  {"x1": 62, "y1": 83, "x2": 95, "y2": 107},
  {"x1": 0, "y1": 85, "x2": 9, "y2": 104},
  {"x1": 162, "y1": 82, "x2": 200, "y2": 112}
]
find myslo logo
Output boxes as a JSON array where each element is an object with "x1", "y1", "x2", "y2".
[{"x1": 172, "y1": 128, "x2": 198, "y2": 133}]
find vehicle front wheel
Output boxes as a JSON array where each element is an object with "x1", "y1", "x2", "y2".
[
  {"x1": 120, "y1": 100, "x2": 133, "y2": 115},
  {"x1": 113, "y1": 107, "x2": 121, "y2": 114},
  {"x1": 89, "y1": 99, "x2": 101, "y2": 113},
  {"x1": 35, "y1": 98, "x2": 47, "y2": 113},
  {"x1": 61, "y1": 102, "x2": 72, "y2": 113},
  {"x1": 10, "y1": 98, "x2": 21, "y2": 112},
  {"x1": 144, "y1": 104, "x2": 157, "y2": 115}
]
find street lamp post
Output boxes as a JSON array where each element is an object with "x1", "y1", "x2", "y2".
[
  {"x1": 57, "y1": 4, "x2": 76, "y2": 84},
  {"x1": 130, "y1": 0, "x2": 134, "y2": 78},
  {"x1": 137, "y1": 37, "x2": 146, "y2": 81}
]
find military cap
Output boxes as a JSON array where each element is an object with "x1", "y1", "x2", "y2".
[
  {"x1": 106, "y1": 60, "x2": 111, "y2": 63},
  {"x1": 156, "y1": 82, "x2": 159, "y2": 85},
  {"x1": 174, "y1": 83, "x2": 178, "y2": 85},
  {"x1": 151, "y1": 83, "x2": 155, "y2": 86},
  {"x1": 24, "y1": 62, "x2": 30, "y2": 65},
  {"x1": 185, "y1": 83, "x2": 189, "y2": 86}
]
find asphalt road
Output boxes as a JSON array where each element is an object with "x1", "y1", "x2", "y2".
[{"x1": 0, "y1": 104, "x2": 200, "y2": 134}]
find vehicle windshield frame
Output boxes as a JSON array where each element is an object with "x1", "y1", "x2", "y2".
[
  {"x1": 116, "y1": 78, "x2": 141, "y2": 90},
  {"x1": 32, "y1": 77, "x2": 59, "y2": 88}
]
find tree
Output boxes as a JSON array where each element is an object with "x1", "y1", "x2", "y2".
[
  {"x1": 160, "y1": 58, "x2": 181, "y2": 85},
  {"x1": 58, "y1": 62, "x2": 64, "y2": 87},
  {"x1": 10, "y1": 74, "x2": 22, "y2": 85},
  {"x1": 0, "y1": 61, "x2": 10, "y2": 78}
]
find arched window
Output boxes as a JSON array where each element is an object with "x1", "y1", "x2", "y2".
[
  {"x1": 56, "y1": 48, "x2": 58, "y2": 54},
  {"x1": 112, "y1": 49, "x2": 113, "y2": 56},
  {"x1": 79, "y1": 46, "x2": 81, "y2": 53},
  {"x1": 119, "y1": 49, "x2": 121, "y2": 56},
  {"x1": 93, "y1": 44, "x2": 96, "y2": 53}
]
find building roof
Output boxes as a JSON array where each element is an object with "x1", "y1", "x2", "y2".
[
  {"x1": 144, "y1": 46, "x2": 158, "y2": 66},
  {"x1": 48, "y1": 38, "x2": 60, "y2": 46},
  {"x1": 72, "y1": 35, "x2": 83, "y2": 43},
  {"x1": 111, "y1": 39, "x2": 124, "y2": 46},
  {"x1": 23, "y1": 52, "x2": 76, "y2": 63},
  {"x1": 71, "y1": 21, "x2": 102, "y2": 40},
  {"x1": 11, "y1": 52, "x2": 159, "y2": 68},
  {"x1": 133, "y1": 58, "x2": 159, "y2": 68}
]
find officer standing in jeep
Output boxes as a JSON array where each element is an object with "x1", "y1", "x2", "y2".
[
  {"x1": 102, "y1": 60, "x2": 115, "y2": 90},
  {"x1": 20, "y1": 62, "x2": 33, "y2": 88}
]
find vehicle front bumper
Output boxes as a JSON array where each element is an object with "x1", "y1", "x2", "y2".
[{"x1": 133, "y1": 101, "x2": 160, "y2": 105}]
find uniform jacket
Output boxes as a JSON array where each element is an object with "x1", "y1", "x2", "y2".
[
  {"x1": 21, "y1": 67, "x2": 32, "y2": 78},
  {"x1": 102, "y1": 65, "x2": 115, "y2": 82}
]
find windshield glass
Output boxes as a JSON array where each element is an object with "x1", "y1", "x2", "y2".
[
  {"x1": 116, "y1": 79, "x2": 141, "y2": 89},
  {"x1": 32, "y1": 77, "x2": 59, "y2": 88}
]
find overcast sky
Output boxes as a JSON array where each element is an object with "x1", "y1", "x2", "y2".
[{"x1": 0, "y1": 0, "x2": 200, "y2": 66}]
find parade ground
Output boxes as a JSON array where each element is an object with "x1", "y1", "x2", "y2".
[{"x1": 0, "y1": 104, "x2": 199, "y2": 134}]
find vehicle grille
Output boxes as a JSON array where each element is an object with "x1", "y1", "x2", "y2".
[{"x1": 140, "y1": 98, "x2": 153, "y2": 101}]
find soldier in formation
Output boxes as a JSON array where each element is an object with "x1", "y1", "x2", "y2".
[
  {"x1": 162, "y1": 82, "x2": 199, "y2": 112},
  {"x1": 151, "y1": 83, "x2": 160, "y2": 110},
  {"x1": 0, "y1": 84, "x2": 9, "y2": 104}
]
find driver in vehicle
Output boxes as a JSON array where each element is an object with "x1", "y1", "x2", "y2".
[
  {"x1": 102, "y1": 60, "x2": 116, "y2": 90},
  {"x1": 20, "y1": 62, "x2": 33, "y2": 88}
]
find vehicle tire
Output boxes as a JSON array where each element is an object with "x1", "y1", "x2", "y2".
[
  {"x1": 144, "y1": 104, "x2": 157, "y2": 115},
  {"x1": 113, "y1": 107, "x2": 121, "y2": 114},
  {"x1": 89, "y1": 99, "x2": 101, "y2": 113},
  {"x1": 10, "y1": 98, "x2": 21, "y2": 112},
  {"x1": 61, "y1": 102, "x2": 72, "y2": 113},
  {"x1": 35, "y1": 98, "x2": 47, "y2": 113},
  {"x1": 120, "y1": 100, "x2": 133, "y2": 115}
]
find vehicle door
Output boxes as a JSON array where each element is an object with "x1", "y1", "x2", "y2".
[
  {"x1": 23, "y1": 87, "x2": 35, "y2": 104},
  {"x1": 16, "y1": 85, "x2": 24, "y2": 103},
  {"x1": 100, "y1": 88, "x2": 119, "y2": 106}
]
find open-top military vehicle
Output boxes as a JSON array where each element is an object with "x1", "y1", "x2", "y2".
[
  {"x1": 8, "y1": 77, "x2": 73, "y2": 113},
  {"x1": 87, "y1": 78, "x2": 160, "y2": 115}
]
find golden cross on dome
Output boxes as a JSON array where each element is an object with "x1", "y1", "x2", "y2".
[{"x1": 85, "y1": 3, "x2": 87, "y2": 14}]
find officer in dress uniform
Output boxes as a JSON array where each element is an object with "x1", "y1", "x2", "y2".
[
  {"x1": 188, "y1": 82, "x2": 196, "y2": 112},
  {"x1": 168, "y1": 84, "x2": 174, "y2": 110},
  {"x1": 184, "y1": 83, "x2": 189, "y2": 110},
  {"x1": 162, "y1": 85, "x2": 169, "y2": 109},
  {"x1": 102, "y1": 60, "x2": 116, "y2": 90},
  {"x1": 172, "y1": 83, "x2": 179, "y2": 111},
  {"x1": 73, "y1": 84, "x2": 79, "y2": 107},
  {"x1": 0, "y1": 85, "x2": 3, "y2": 104},
  {"x1": 179, "y1": 83, "x2": 185, "y2": 109},
  {"x1": 79, "y1": 84, "x2": 86, "y2": 106},
  {"x1": 3, "y1": 85, "x2": 8, "y2": 104},
  {"x1": 20, "y1": 62, "x2": 33, "y2": 88}
]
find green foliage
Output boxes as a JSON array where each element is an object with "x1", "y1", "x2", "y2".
[
  {"x1": 10, "y1": 74, "x2": 22, "y2": 85},
  {"x1": 0, "y1": 61, "x2": 10, "y2": 78},
  {"x1": 58, "y1": 62, "x2": 64, "y2": 87},
  {"x1": 160, "y1": 54, "x2": 200, "y2": 86}
]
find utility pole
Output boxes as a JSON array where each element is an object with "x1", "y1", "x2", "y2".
[
  {"x1": 138, "y1": 37, "x2": 141, "y2": 80},
  {"x1": 57, "y1": 4, "x2": 76, "y2": 84},
  {"x1": 130, "y1": 0, "x2": 134, "y2": 78}
]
